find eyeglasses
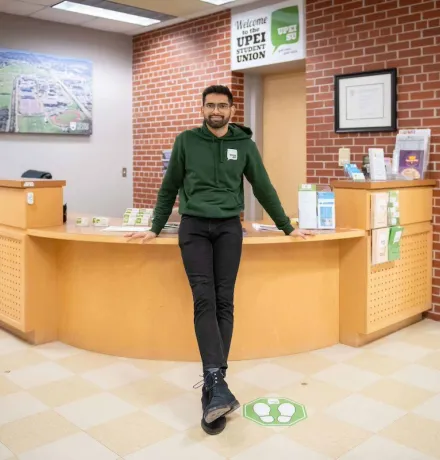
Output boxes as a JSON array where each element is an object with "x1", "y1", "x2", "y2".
[{"x1": 204, "y1": 103, "x2": 231, "y2": 112}]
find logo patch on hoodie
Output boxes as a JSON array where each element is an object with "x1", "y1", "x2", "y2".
[{"x1": 227, "y1": 149, "x2": 238, "y2": 160}]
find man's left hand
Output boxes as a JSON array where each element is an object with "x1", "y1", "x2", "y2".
[{"x1": 289, "y1": 228, "x2": 315, "y2": 240}]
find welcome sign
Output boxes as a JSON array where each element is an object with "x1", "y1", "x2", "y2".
[{"x1": 231, "y1": 0, "x2": 305, "y2": 71}]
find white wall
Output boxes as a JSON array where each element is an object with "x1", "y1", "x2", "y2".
[{"x1": 0, "y1": 13, "x2": 133, "y2": 217}]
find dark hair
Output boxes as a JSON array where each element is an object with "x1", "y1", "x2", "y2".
[{"x1": 202, "y1": 85, "x2": 234, "y2": 106}]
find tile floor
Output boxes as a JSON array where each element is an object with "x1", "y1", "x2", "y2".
[{"x1": 0, "y1": 320, "x2": 439, "y2": 459}]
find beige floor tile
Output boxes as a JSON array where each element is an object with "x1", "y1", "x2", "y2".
[
  {"x1": 0, "y1": 410, "x2": 79, "y2": 454},
  {"x1": 312, "y1": 344, "x2": 362, "y2": 363},
  {"x1": 19, "y1": 432, "x2": 118, "y2": 460},
  {"x1": 413, "y1": 393, "x2": 440, "y2": 423},
  {"x1": 225, "y1": 375, "x2": 271, "y2": 404},
  {"x1": 339, "y1": 435, "x2": 435, "y2": 460},
  {"x1": 160, "y1": 363, "x2": 205, "y2": 391},
  {"x1": 273, "y1": 353, "x2": 333, "y2": 375},
  {"x1": 112, "y1": 376, "x2": 185, "y2": 408},
  {"x1": 29, "y1": 376, "x2": 100, "y2": 408},
  {"x1": 227, "y1": 359, "x2": 269, "y2": 375},
  {"x1": 125, "y1": 433, "x2": 225, "y2": 460},
  {"x1": 82, "y1": 362, "x2": 150, "y2": 390},
  {"x1": 55, "y1": 393, "x2": 137, "y2": 430},
  {"x1": 277, "y1": 378, "x2": 351, "y2": 412},
  {"x1": 370, "y1": 341, "x2": 431, "y2": 362},
  {"x1": 381, "y1": 413, "x2": 440, "y2": 458},
  {"x1": 187, "y1": 413, "x2": 272, "y2": 458},
  {"x1": 346, "y1": 350, "x2": 407, "y2": 376},
  {"x1": 33, "y1": 342, "x2": 82, "y2": 360},
  {"x1": 361, "y1": 379, "x2": 435, "y2": 411},
  {"x1": 0, "y1": 350, "x2": 46, "y2": 373},
  {"x1": 392, "y1": 364, "x2": 440, "y2": 392},
  {"x1": 231, "y1": 434, "x2": 331, "y2": 460},
  {"x1": 401, "y1": 332, "x2": 440, "y2": 350},
  {"x1": 87, "y1": 411, "x2": 176, "y2": 457},
  {"x1": 0, "y1": 337, "x2": 29, "y2": 356},
  {"x1": 0, "y1": 392, "x2": 48, "y2": 426},
  {"x1": 57, "y1": 352, "x2": 116, "y2": 374},
  {"x1": 313, "y1": 363, "x2": 381, "y2": 392},
  {"x1": 406, "y1": 319, "x2": 439, "y2": 333},
  {"x1": 6, "y1": 362, "x2": 74, "y2": 390},
  {"x1": 286, "y1": 413, "x2": 370, "y2": 458},
  {"x1": 418, "y1": 351, "x2": 440, "y2": 371},
  {"x1": 123, "y1": 358, "x2": 182, "y2": 375},
  {"x1": 0, "y1": 442, "x2": 13, "y2": 460},
  {"x1": 144, "y1": 392, "x2": 202, "y2": 431},
  {"x1": 326, "y1": 394, "x2": 406, "y2": 433},
  {"x1": 0, "y1": 376, "x2": 20, "y2": 397},
  {"x1": 235, "y1": 363, "x2": 304, "y2": 391}
]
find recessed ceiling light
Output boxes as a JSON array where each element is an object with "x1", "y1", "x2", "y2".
[
  {"x1": 200, "y1": 0, "x2": 237, "y2": 5},
  {"x1": 53, "y1": 1, "x2": 161, "y2": 27}
]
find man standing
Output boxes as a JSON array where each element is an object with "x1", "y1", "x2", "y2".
[{"x1": 126, "y1": 85, "x2": 312, "y2": 435}]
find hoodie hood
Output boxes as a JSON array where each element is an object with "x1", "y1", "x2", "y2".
[{"x1": 191, "y1": 121, "x2": 253, "y2": 141}]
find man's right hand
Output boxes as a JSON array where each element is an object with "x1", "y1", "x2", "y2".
[{"x1": 124, "y1": 230, "x2": 157, "y2": 243}]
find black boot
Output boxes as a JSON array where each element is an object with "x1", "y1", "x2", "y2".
[
  {"x1": 201, "y1": 386, "x2": 226, "y2": 435},
  {"x1": 202, "y1": 369, "x2": 240, "y2": 424}
]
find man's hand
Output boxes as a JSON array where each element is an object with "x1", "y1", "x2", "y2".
[
  {"x1": 289, "y1": 228, "x2": 315, "y2": 240},
  {"x1": 124, "y1": 231, "x2": 157, "y2": 243}
]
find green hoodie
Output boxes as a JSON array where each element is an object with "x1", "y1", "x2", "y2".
[{"x1": 151, "y1": 122, "x2": 294, "y2": 236}]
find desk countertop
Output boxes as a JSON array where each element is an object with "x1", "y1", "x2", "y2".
[{"x1": 26, "y1": 220, "x2": 365, "y2": 245}]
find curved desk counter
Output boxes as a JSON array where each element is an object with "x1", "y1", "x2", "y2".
[{"x1": 1, "y1": 219, "x2": 364, "y2": 361}]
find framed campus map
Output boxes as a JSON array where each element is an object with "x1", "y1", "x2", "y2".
[{"x1": 0, "y1": 48, "x2": 92, "y2": 135}]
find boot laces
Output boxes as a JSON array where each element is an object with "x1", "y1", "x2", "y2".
[{"x1": 192, "y1": 371, "x2": 222, "y2": 391}]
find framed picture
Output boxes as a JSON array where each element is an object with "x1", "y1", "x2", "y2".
[
  {"x1": 334, "y1": 68, "x2": 397, "y2": 133},
  {"x1": 0, "y1": 48, "x2": 93, "y2": 135}
]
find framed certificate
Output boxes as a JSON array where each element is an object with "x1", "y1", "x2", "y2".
[{"x1": 334, "y1": 68, "x2": 397, "y2": 133}]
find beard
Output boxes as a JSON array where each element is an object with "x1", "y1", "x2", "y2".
[{"x1": 205, "y1": 114, "x2": 230, "y2": 130}]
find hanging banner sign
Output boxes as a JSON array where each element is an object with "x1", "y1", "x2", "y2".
[{"x1": 231, "y1": 0, "x2": 305, "y2": 71}]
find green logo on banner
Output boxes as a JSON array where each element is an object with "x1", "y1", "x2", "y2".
[
  {"x1": 271, "y1": 6, "x2": 300, "y2": 53},
  {"x1": 243, "y1": 397, "x2": 307, "y2": 427}
]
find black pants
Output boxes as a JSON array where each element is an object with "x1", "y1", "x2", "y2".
[{"x1": 179, "y1": 215, "x2": 243, "y2": 371}]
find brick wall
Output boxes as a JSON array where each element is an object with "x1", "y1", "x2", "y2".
[
  {"x1": 132, "y1": 11, "x2": 244, "y2": 207},
  {"x1": 306, "y1": 0, "x2": 440, "y2": 319}
]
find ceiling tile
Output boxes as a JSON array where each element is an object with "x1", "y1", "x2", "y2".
[
  {"x1": 81, "y1": 17, "x2": 141, "y2": 33},
  {"x1": 30, "y1": 6, "x2": 96, "y2": 24},
  {"x1": 0, "y1": 0, "x2": 44, "y2": 15},
  {"x1": 21, "y1": 0, "x2": 59, "y2": 5}
]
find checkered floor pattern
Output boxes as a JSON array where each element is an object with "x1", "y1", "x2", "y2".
[{"x1": 0, "y1": 319, "x2": 439, "y2": 459}]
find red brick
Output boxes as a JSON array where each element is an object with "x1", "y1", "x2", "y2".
[
  {"x1": 412, "y1": 1, "x2": 436, "y2": 13},
  {"x1": 387, "y1": 7, "x2": 411, "y2": 18},
  {"x1": 412, "y1": 37, "x2": 436, "y2": 47}
]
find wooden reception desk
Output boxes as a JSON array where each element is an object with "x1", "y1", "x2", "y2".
[
  {"x1": 333, "y1": 179, "x2": 435, "y2": 346},
  {"x1": 0, "y1": 179, "x2": 434, "y2": 360}
]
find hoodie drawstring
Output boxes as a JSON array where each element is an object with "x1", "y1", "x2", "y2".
[{"x1": 212, "y1": 137, "x2": 218, "y2": 185}]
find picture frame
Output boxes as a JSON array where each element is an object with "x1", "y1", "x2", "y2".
[{"x1": 334, "y1": 68, "x2": 397, "y2": 133}]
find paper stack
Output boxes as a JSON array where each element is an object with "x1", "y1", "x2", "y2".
[
  {"x1": 368, "y1": 148, "x2": 387, "y2": 181},
  {"x1": 372, "y1": 228, "x2": 390, "y2": 265},
  {"x1": 370, "y1": 192, "x2": 389, "y2": 229}
]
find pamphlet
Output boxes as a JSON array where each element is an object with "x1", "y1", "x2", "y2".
[
  {"x1": 372, "y1": 227, "x2": 390, "y2": 265},
  {"x1": 298, "y1": 184, "x2": 318, "y2": 229},
  {"x1": 395, "y1": 129, "x2": 431, "y2": 175},
  {"x1": 388, "y1": 226, "x2": 403, "y2": 261},
  {"x1": 398, "y1": 150, "x2": 424, "y2": 179},
  {"x1": 388, "y1": 190, "x2": 400, "y2": 226},
  {"x1": 317, "y1": 192, "x2": 335, "y2": 229},
  {"x1": 368, "y1": 148, "x2": 387, "y2": 181},
  {"x1": 370, "y1": 192, "x2": 389, "y2": 229}
]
